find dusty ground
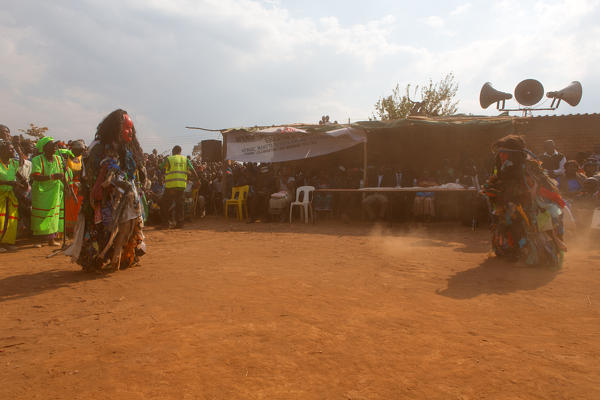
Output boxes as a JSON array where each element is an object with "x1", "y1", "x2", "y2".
[{"x1": 1, "y1": 217, "x2": 599, "y2": 399}]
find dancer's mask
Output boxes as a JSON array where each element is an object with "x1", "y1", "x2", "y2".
[{"x1": 121, "y1": 114, "x2": 134, "y2": 143}]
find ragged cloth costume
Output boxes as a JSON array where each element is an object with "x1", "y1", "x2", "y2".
[
  {"x1": 482, "y1": 136, "x2": 567, "y2": 268},
  {"x1": 67, "y1": 110, "x2": 146, "y2": 271}
]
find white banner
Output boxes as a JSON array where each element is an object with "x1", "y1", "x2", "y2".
[{"x1": 223, "y1": 126, "x2": 366, "y2": 163}]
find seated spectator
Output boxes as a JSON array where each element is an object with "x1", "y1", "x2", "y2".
[
  {"x1": 400, "y1": 166, "x2": 417, "y2": 187},
  {"x1": 268, "y1": 166, "x2": 295, "y2": 221},
  {"x1": 380, "y1": 165, "x2": 397, "y2": 187},
  {"x1": 413, "y1": 170, "x2": 438, "y2": 221},
  {"x1": 362, "y1": 193, "x2": 388, "y2": 222},
  {"x1": 540, "y1": 139, "x2": 566, "y2": 178},
  {"x1": 247, "y1": 165, "x2": 275, "y2": 222},
  {"x1": 312, "y1": 170, "x2": 333, "y2": 213},
  {"x1": 581, "y1": 177, "x2": 600, "y2": 199},
  {"x1": 589, "y1": 144, "x2": 600, "y2": 169},
  {"x1": 582, "y1": 160, "x2": 598, "y2": 178},
  {"x1": 558, "y1": 160, "x2": 586, "y2": 198},
  {"x1": 437, "y1": 159, "x2": 456, "y2": 184}
]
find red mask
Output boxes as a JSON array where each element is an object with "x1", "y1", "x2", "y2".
[{"x1": 121, "y1": 114, "x2": 134, "y2": 143}]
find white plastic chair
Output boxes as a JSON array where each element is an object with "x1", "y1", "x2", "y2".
[{"x1": 289, "y1": 186, "x2": 315, "y2": 224}]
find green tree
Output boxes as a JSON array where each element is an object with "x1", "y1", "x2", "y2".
[
  {"x1": 373, "y1": 73, "x2": 459, "y2": 120},
  {"x1": 18, "y1": 123, "x2": 48, "y2": 139}
]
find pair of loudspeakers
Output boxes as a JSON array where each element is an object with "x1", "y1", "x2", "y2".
[
  {"x1": 480, "y1": 80, "x2": 582, "y2": 109},
  {"x1": 200, "y1": 139, "x2": 222, "y2": 162}
]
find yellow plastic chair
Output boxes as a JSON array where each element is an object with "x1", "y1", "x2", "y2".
[{"x1": 225, "y1": 185, "x2": 249, "y2": 220}]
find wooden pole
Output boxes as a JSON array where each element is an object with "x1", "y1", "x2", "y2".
[
  {"x1": 362, "y1": 139, "x2": 368, "y2": 188},
  {"x1": 221, "y1": 132, "x2": 227, "y2": 214},
  {"x1": 361, "y1": 136, "x2": 368, "y2": 221}
]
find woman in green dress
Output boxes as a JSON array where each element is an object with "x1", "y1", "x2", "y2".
[
  {"x1": 31, "y1": 136, "x2": 65, "y2": 247},
  {"x1": 0, "y1": 139, "x2": 22, "y2": 252}
]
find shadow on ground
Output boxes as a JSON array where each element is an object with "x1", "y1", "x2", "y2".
[
  {"x1": 437, "y1": 257, "x2": 559, "y2": 299},
  {"x1": 0, "y1": 269, "x2": 104, "y2": 302},
  {"x1": 154, "y1": 216, "x2": 491, "y2": 254}
]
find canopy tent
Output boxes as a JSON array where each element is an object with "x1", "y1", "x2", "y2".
[
  {"x1": 221, "y1": 125, "x2": 367, "y2": 163},
  {"x1": 212, "y1": 117, "x2": 515, "y2": 188},
  {"x1": 218, "y1": 117, "x2": 514, "y2": 171}
]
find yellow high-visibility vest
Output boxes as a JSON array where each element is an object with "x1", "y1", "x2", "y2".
[{"x1": 164, "y1": 155, "x2": 188, "y2": 189}]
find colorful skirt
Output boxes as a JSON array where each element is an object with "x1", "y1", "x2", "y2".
[
  {"x1": 0, "y1": 190, "x2": 19, "y2": 245},
  {"x1": 65, "y1": 182, "x2": 82, "y2": 234}
]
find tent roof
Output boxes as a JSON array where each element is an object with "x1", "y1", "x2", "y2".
[{"x1": 220, "y1": 115, "x2": 516, "y2": 135}]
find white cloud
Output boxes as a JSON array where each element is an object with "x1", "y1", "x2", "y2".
[
  {"x1": 423, "y1": 15, "x2": 445, "y2": 29},
  {"x1": 0, "y1": 0, "x2": 599, "y2": 153},
  {"x1": 450, "y1": 3, "x2": 471, "y2": 16}
]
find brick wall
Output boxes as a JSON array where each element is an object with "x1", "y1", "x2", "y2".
[{"x1": 514, "y1": 114, "x2": 600, "y2": 160}]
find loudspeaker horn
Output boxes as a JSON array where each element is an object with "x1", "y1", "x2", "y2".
[
  {"x1": 514, "y1": 79, "x2": 544, "y2": 106},
  {"x1": 479, "y1": 82, "x2": 513, "y2": 109},
  {"x1": 547, "y1": 81, "x2": 582, "y2": 107}
]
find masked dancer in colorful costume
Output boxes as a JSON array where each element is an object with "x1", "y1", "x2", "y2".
[
  {"x1": 68, "y1": 109, "x2": 146, "y2": 271},
  {"x1": 482, "y1": 135, "x2": 567, "y2": 268}
]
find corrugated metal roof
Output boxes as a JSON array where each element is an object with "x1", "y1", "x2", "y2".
[
  {"x1": 527, "y1": 112, "x2": 600, "y2": 119},
  {"x1": 217, "y1": 113, "x2": 600, "y2": 133}
]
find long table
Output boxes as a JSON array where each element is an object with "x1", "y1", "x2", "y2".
[
  {"x1": 314, "y1": 187, "x2": 477, "y2": 193},
  {"x1": 313, "y1": 187, "x2": 478, "y2": 221}
]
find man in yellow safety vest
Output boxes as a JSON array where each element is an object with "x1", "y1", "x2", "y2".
[{"x1": 160, "y1": 145, "x2": 197, "y2": 228}]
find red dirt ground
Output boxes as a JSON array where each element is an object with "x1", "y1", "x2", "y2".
[{"x1": 1, "y1": 217, "x2": 599, "y2": 399}]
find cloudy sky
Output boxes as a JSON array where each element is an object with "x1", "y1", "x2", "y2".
[{"x1": 1, "y1": 0, "x2": 599, "y2": 153}]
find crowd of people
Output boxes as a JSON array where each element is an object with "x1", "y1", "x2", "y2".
[{"x1": 2, "y1": 114, "x2": 599, "y2": 270}]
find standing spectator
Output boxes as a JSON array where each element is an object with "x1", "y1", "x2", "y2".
[
  {"x1": 539, "y1": 139, "x2": 566, "y2": 178},
  {"x1": 0, "y1": 139, "x2": 22, "y2": 252},
  {"x1": 30, "y1": 137, "x2": 65, "y2": 247},
  {"x1": 160, "y1": 145, "x2": 198, "y2": 229},
  {"x1": 64, "y1": 140, "x2": 86, "y2": 234},
  {"x1": 0, "y1": 124, "x2": 10, "y2": 142}
]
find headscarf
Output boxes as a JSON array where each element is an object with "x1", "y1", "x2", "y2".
[
  {"x1": 57, "y1": 148, "x2": 75, "y2": 158},
  {"x1": 69, "y1": 139, "x2": 86, "y2": 152},
  {"x1": 36, "y1": 136, "x2": 55, "y2": 153}
]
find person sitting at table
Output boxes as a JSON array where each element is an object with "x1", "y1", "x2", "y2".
[
  {"x1": 400, "y1": 165, "x2": 417, "y2": 187},
  {"x1": 437, "y1": 158, "x2": 456, "y2": 184},
  {"x1": 362, "y1": 193, "x2": 388, "y2": 222},
  {"x1": 268, "y1": 166, "x2": 295, "y2": 221},
  {"x1": 413, "y1": 170, "x2": 438, "y2": 221},
  {"x1": 247, "y1": 164, "x2": 276, "y2": 223},
  {"x1": 312, "y1": 170, "x2": 333, "y2": 214}
]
